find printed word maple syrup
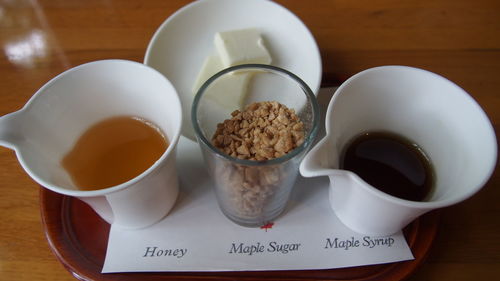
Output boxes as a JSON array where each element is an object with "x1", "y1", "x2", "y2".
[
  {"x1": 62, "y1": 116, "x2": 168, "y2": 190},
  {"x1": 340, "y1": 132, "x2": 435, "y2": 201}
]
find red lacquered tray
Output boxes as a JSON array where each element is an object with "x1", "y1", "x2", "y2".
[{"x1": 40, "y1": 187, "x2": 440, "y2": 281}]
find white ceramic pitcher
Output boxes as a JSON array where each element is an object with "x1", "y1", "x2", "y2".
[
  {"x1": 300, "y1": 65, "x2": 497, "y2": 235},
  {"x1": 0, "y1": 60, "x2": 182, "y2": 229}
]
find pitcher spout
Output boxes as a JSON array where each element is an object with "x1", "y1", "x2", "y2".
[
  {"x1": 300, "y1": 137, "x2": 344, "y2": 178},
  {"x1": 0, "y1": 111, "x2": 22, "y2": 150}
]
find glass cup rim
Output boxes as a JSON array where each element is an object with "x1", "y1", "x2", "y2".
[{"x1": 191, "y1": 63, "x2": 320, "y2": 167}]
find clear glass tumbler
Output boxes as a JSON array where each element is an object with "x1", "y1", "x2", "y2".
[{"x1": 192, "y1": 64, "x2": 320, "y2": 227}]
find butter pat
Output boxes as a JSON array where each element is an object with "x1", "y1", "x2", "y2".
[
  {"x1": 192, "y1": 54, "x2": 224, "y2": 93},
  {"x1": 204, "y1": 73, "x2": 251, "y2": 110},
  {"x1": 214, "y1": 28, "x2": 272, "y2": 67},
  {"x1": 192, "y1": 28, "x2": 272, "y2": 110}
]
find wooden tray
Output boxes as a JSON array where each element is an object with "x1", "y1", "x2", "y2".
[{"x1": 40, "y1": 187, "x2": 440, "y2": 281}]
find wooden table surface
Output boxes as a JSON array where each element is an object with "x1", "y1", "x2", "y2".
[{"x1": 1, "y1": 0, "x2": 499, "y2": 280}]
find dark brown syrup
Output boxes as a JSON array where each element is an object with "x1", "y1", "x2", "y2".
[{"x1": 340, "y1": 132, "x2": 435, "y2": 201}]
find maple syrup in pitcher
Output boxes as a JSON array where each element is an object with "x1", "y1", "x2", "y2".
[
  {"x1": 62, "y1": 116, "x2": 168, "y2": 191},
  {"x1": 340, "y1": 132, "x2": 435, "y2": 201}
]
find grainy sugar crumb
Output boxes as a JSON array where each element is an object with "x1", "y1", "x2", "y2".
[
  {"x1": 212, "y1": 101, "x2": 305, "y2": 161},
  {"x1": 211, "y1": 101, "x2": 306, "y2": 221}
]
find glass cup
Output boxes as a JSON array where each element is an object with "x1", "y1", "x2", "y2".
[{"x1": 192, "y1": 64, "x2": 320, "y2": 227}]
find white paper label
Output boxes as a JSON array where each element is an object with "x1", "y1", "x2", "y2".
[{"x1": 102, "y1": 88, "x2": 414, "y2": 273}]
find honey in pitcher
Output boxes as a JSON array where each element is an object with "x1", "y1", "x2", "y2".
[{"x1": 62, "y1": 116, "x2": 168, "y2": 190}]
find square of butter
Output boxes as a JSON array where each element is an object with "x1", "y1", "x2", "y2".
[
  {"x1": 214, "y1": 28, "x2": 272, "y2": 67},
  {"x1": 204, "y1": 72, "x2": 251, "y2": 110},
  {"x1": 192, "y1": 54, "x2": 224, "y2": 94}
]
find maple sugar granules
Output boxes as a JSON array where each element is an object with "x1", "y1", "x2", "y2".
[
  {"x1": 212, "y1": 101, "x2": 305, "y2": 161},
  {"x1": 211, "y1": 101, "x2": 305, "y2": 222}
]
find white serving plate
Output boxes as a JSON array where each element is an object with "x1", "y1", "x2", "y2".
[{"x1": 144, "y1": 0, "x2": 322, "y2": 140}]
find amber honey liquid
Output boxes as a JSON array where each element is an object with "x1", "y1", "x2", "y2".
[
  {"x1": 340, "y1": 132, "x2": 435, "y2": 201},
  {"x1": 62, "y1": 116, "x2": 168, "y2": 190}
]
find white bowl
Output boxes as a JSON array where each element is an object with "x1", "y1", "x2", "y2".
[{"x1": 144, "y1": 0, "x2": 322, "y2": 140}]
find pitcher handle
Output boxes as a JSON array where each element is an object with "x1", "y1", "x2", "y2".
[{"x1": 78, "y1": 196, "x2": 114, "y2": 224}]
